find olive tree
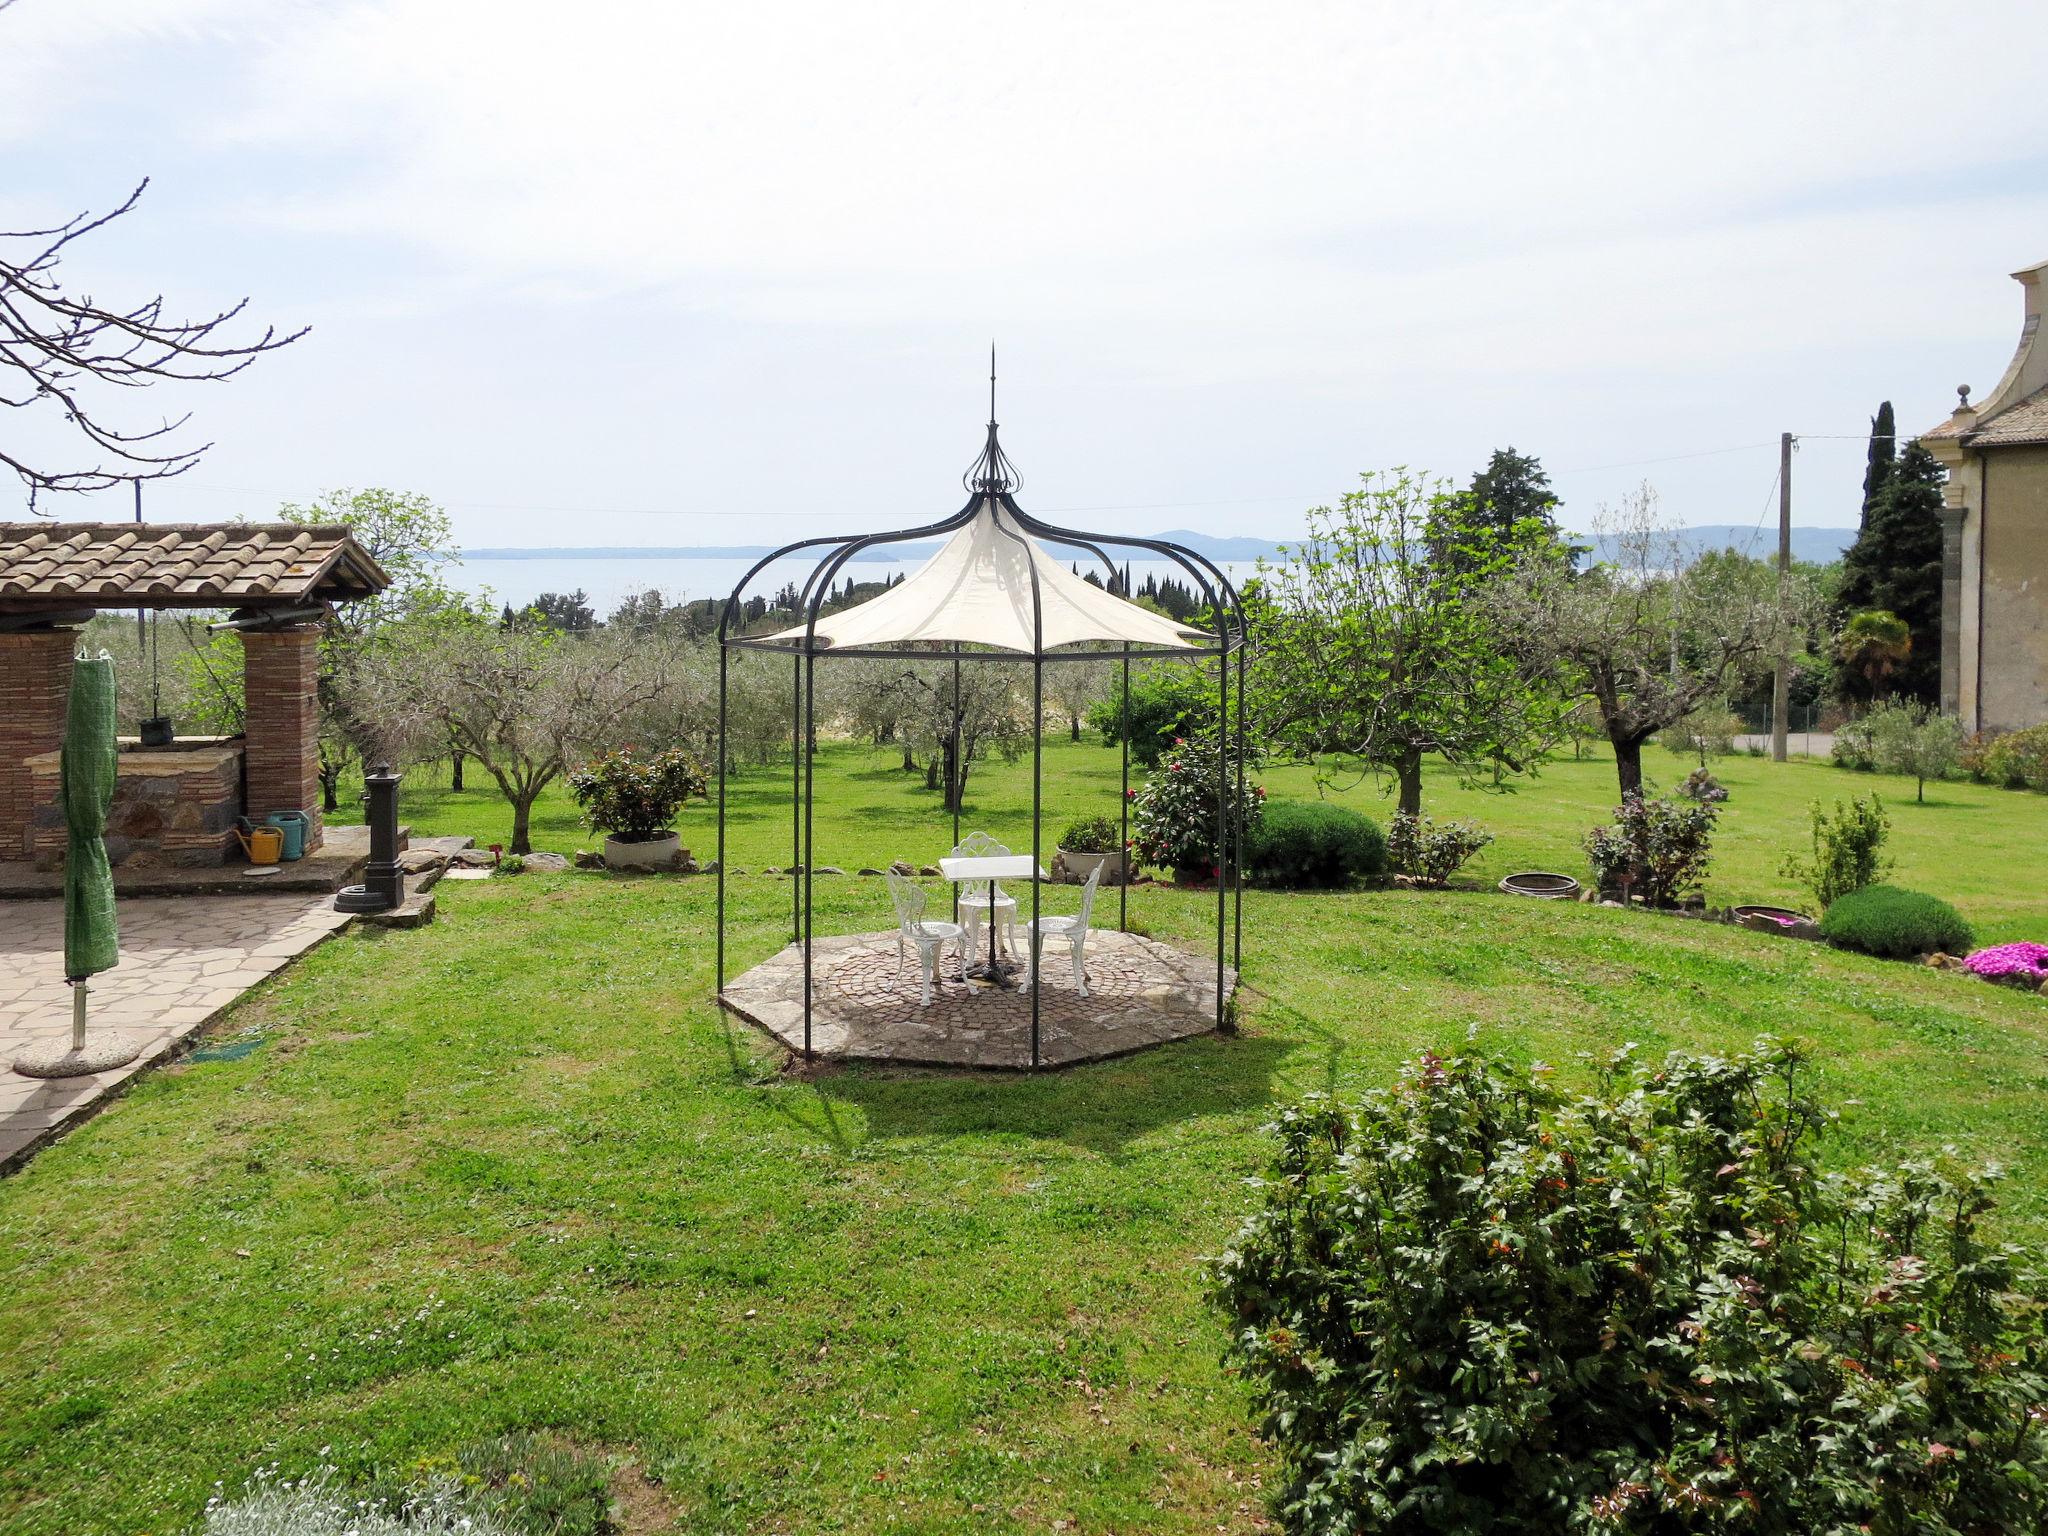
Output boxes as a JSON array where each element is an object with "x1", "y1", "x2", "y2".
[
  {"x1": 353, "y1": 615, "x2": 692, "y2": 853},
  {"x1": 1248, "y1": 470, "x2": 1564, "y2": 815},
  {"x1": 1491, "y1": 486, "x2": 1822, "y2": 800}
]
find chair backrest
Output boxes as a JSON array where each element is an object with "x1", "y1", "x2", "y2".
[
  {"x1": 952, "y1": 830, "x2": 1009, "y2": 859},
  {"x1": 1074, "y1": 863, "x2": 1102, "y2": 929},
  {"x1": 884, "y1": 870, "x2": 927, "y2": 931}
]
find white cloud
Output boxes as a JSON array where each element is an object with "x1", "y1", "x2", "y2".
[{"x1": 6, "y1": 0, "x2": 2047, "y2": 538}]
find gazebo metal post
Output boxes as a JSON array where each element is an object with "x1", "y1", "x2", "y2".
[
  {"x1": 1235, "y1": 643, "x2": 1247, "y2": 972},
  {"x1": 716, "y1": 640, "x2": 727, "y2": 995},
  {"x1": 1214, "y1": 630, "x2": 1229, "y2": 1029},
  {"x1": 951, "y1": 645, "x2": 962, "y2": 923},
  {"x1": 802, "y1": 652, "x2": 816, "y2": 1059},
  {"x1": 792, "y1": 652, "x2": 803, "y2": 942},
  {"x1": 1118, "y1": 649, "x2": 1130, "y2": 933}
]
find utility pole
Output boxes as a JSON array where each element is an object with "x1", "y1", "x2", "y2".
[{"x1": 1770, "y1": 431, "x2": 1793, "y2": 762}]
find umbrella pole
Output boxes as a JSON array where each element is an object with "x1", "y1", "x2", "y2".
[{"x1": 72, "y1": 981, "x2": 87, "y2": 1052}]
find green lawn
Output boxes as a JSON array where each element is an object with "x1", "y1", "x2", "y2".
[
  {"x1": 356, "y1": 735, "x2": 2046, "y2": 943},
  {"x1": 3, "y1": 740, "x2": 2045, "y2": 1534}
]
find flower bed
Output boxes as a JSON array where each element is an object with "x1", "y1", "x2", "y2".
[{"x1": 1960, "y1": 941, "x2": 2048, "y2": 989}]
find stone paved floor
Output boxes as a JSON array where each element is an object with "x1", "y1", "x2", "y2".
[
  {"x1": 720, "y1": 928, "x2": 1235, "y2": 1069},
  {"x1": 0, "y1": 893, "x2": 353, "y2": 1170}
]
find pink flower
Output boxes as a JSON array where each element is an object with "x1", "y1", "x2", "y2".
[{"x1": 1961, "y1": 942, "x2": 2048, "y2": 979}]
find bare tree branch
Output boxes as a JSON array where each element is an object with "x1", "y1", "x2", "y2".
[{"x1": 1, "y1": 178, "x2": 307, "y2": 511}]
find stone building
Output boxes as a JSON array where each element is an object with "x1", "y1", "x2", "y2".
[
  {"x1": 1919, "y1": 257, "x2": 2048, "y2": 733},
  {"x1": 0, "y1": 523, "x2": 387, "y2": 868}
]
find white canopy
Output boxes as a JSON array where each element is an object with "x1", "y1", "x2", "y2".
[{"x1": 759, "y1": 498, "x2": 1214, "y2": 655}]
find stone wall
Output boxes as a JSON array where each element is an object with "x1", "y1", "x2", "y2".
[
  {"x1": 25, "y1": 740, "x2": 243, "y2": 869},
  {"x1": 1980, "y1": 444, "x2": 2048, "y2": 733}
]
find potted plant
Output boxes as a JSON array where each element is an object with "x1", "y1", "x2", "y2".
[
  {"x1": 1058, "y1": 814, "x2": 1128, "y2": 886},
  {"x1": 568, "y1": 746, "x2": 708, "y2": 871}
]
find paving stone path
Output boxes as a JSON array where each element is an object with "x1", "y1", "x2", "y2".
[
  {"x1": 0, "y1": 894, "x2": 352, "y2": 1169},
  {"x1": 721, "y1": 928, "x2": 1235, "y2": 1069}
]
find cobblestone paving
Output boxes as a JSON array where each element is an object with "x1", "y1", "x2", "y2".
[
  {"x1": 721, "y1": 928, "x2": 1235, "y2": 1069},
  {"x1": 0, "y1": 894, "x2": 352, "y2": 1169}
]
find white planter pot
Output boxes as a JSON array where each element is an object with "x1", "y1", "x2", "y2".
[
  {"x1": 1058, "y1": 848, "x2": 1127, "y2": 886},
  {"x1": 603, "y1": 831, "x2": 682, "y2": 871}
]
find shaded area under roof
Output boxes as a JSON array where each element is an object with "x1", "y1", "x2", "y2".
[{"x1": 0, "y1": 523, "x2": 390, "y2": 614}]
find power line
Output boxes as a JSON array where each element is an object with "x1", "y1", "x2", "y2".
[{"x1": 171, "y1": 429, "x2": 1877, "y2": 525}]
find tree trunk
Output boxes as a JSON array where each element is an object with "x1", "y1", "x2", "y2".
[
  {"x1": 925, "y1": 758, "x2": 940, "y2": 791},
  {"x1": 901, "y1": 741, "x2": 916, "y2": 773},
  {"x1": 1612, "y1": 731, "x2": 1646, "y2": 800},
  {"x1": 450, "y1": 749, "x2": 465, "y2": 792},
  {"x1": 1069, "y1": 713, "x2": 1081, "y2": 742},
  {"x1": 1394, "y1": 746, "x2": 1424, "y2": 817},
  {"x1": 319, "y1": 764, "x2": 341, "y2": 813},
  {"x1": 510, "y1": 797, "x2": 535, "y2": 855}
]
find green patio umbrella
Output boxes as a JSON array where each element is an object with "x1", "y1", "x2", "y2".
[{"x1": 14, "y1": 649, "x2": 144, "y2": 1080}]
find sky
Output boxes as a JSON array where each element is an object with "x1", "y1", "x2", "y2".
[{"x1": 6, "y1": 0, "x2": 2047, "y2": 552}]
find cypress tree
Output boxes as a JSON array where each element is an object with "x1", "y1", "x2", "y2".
[
  {"x1": 1837, "y1": 441, "x2": 1944, "y2": 704},
  {"x1": 1860, "y1": 400, "x2": 1896, "y2": 520}
]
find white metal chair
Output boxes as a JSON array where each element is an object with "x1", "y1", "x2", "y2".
[
  {"x1": 885, "y1": 871, "x2": 963, "y2": 1006},
  {"x1": 1024, "y1": 864, "x2": 1102, "y2": 996},
  {"x1": 951, "y1": 831, "x2": 1020, "y2": 960}
]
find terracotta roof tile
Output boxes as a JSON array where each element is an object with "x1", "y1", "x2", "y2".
[
  {"x1": 0, "y1": 523, "x2": 390, "y2": 612},
  {"x1": 1968, "y1": 384, "x2": 2048, "y2": 446}
]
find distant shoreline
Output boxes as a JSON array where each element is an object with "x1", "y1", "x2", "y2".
[{"x1": 461, "y1": 523, "x2": 1859, "y2": 565}]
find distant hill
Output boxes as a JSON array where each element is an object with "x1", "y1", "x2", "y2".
[{"x1": 464, "y1": 524, "x2": 1857, "y2": 568}]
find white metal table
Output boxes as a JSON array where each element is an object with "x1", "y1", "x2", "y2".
[{"x1": 937, "y1": 853, "x2": 1047, "y2": 985}]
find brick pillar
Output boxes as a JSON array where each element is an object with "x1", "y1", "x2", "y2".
[
  {"x1": 0, "y1": 628, "x2": 78, "y2": 860},
  {"x1": 241, "y1": 625, "x2": 324, "y2": 853}
]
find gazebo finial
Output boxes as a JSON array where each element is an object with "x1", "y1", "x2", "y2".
[{"x1": 963, "y1": 347, "x2": 1022, "y2": 494}]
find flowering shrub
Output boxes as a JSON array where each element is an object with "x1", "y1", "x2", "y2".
[
  {"x1": 1213, "y1": 1037, "x2": 2048, "y2": 1535},
  {"x1": 1677, "y1": 766, "x2": 1728, "y2": 804},
  {"x1": 567, "y1": 746, "x2": 707, "y2": 842},
  {"x1": 1962, "y1": 942, "x2": 2048, "y2": 981},
  {"x1": 1385, "y1": 811, "x2": 1491, "y2": 886},
  {"x1": 1128, "y1": 737, "x2": 1263, "y2": 879},
  {"x1": 1585, "y1": 792, "x2": 1716, "y2": 906}
]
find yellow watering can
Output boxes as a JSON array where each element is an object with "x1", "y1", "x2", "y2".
[{"x1": 235, "y1": 818, "x2": 284, "y2": 865}]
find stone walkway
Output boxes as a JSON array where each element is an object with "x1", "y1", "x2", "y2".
[
  {"x1": 0, "y1": 894, "x2": 353, "y2": 1170},
  {"x1": 720, "y1": 928, "x2": 1235, "y2": 1069}
]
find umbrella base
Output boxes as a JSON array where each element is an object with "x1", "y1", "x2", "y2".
[{"x1": 13, "y1": 1033, "x2": 146, "y2": 1079}]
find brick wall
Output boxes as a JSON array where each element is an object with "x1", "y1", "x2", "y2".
[
  {"x1": 241, "y1": 625, "x2": 324, "y2": 852},
  {"x1": 0, "y1": 628, "x2": 77, "y2": 860}
]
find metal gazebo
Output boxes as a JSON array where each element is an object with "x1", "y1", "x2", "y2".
[{"x1": 713, "y1": 397, "x2": 1247, "y2": 1069}]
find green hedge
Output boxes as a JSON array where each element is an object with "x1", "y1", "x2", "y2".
[
  {"x1": 1245, "y1": 800, "x2": 1388, "y2": 888},
  {"x1": 1818, "y1": 883, "x2": 1975, "y2": 960}
]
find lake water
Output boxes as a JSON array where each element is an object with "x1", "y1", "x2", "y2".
[{"x1": 446, "y1": 555, "x2": 1256, "y2": 615}]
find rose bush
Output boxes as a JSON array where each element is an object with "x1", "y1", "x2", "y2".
[{"x1": 1128, "y1": 736, "x2": 1262, "y2": 881}]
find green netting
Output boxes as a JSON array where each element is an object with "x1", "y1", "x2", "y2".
[{"x1": 63, "y1": 654, "x2": 119, "y2": 981}]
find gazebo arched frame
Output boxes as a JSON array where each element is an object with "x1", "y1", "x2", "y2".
[{"x1": 712, "y1": 416, "x2": 1247, "y2": 1070}]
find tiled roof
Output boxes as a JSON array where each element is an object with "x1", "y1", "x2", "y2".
[
  {"x1": 1967, "y1": 384, "x2": 2048, "y2": 447},
  {"x1": 1919, "y1": 384, "x2": 2048, "y2": 447},
  {"x1": 0, "y1": 523, "x2": 390, "y2": 612}
]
